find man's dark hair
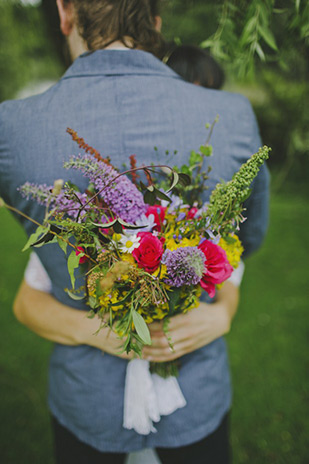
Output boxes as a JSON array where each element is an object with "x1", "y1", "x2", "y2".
[
  {"x1": 65, "y1": 0, "x2": 163, "y2": 56},
  {"x1": 166, "y1": 45, "x2": 225, "y2": 90}
]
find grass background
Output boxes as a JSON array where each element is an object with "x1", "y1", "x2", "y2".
[{"x1": 0, "y1": 190, "x2": 308, "y2": 463}]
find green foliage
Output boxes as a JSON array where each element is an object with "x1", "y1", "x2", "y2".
[
  {"x1": 228, "y1": 193, "x2": 309, "y2": 463},
  {"x1": 57, "y1": 236, "x2": 68, "y2": 255},
  {"x1": 200, "y1": 0, "x2": 279, "y2": 77},
  {"x1": 65, "y1": 289, "x2": 86, "y2": 301},
  {"x1": 0, "y1": 0, "x2": 63, "y2": 101},
  {"x1": 21, "y1": 225, "x2": 48, "y2": 251},
  {"x1": 161, "y1": 0, "x2": 309, "y2": 186},
  {"x1": 208, "y1": 146, "x2": 271, "y2": 235},
  {"x1": 67, "y1": 249, "x2": 80, "y2": 289},
  {"x1": 132, "y1": 310, "x2": 151, "y2": 345},
  {"x1": 253, "y1": 70, "x2": 309, "y2": 190},
  {"x1": 162, "y1": 0, "x2": 308, "y2": 77},
  {"x1": 150, "y1": 360, "x2": 179, "y2": 377}
]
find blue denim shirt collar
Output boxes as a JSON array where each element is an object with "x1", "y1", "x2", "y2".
[{"x1": 62, "y1": 49, "x2": 181, "y2": 80}]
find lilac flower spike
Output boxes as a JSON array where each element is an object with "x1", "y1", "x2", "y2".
[
  {"x1": 63, "y1": 155, "x2": 147, "y2": 223},
  {"x1": 19, "y1": 182, "x2": 52, "y2": 205},
  {"x1": 54, "y1": 191, "x2": 91, "y2": 220},
  {"x1": 19, "y1": 182, "x2": 90, "y2": 221},
  {"x1": 162, "y1": 247, "x2": 206, "y2": 287}
]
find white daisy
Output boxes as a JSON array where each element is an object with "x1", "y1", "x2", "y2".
[{"x1": 119, "y1": 234, "x2": 141, "y2": 253}]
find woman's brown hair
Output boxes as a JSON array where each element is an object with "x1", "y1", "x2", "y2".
[{"x1": 65, "y1": 0, "x2": 163, "y2": 56}]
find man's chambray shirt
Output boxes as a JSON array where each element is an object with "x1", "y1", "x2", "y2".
[{"x1": 0, "y1": 50, "x2": 269, "y2": 452}]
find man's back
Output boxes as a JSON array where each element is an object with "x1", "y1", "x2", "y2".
[
  {"x1": 0, "y1": 49, "x2": 269, "y2": 451},
  {"x1": 0, "y1": 50, "x2": 268, "y2": 294}
]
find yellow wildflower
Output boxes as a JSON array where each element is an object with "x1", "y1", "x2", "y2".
[
  {"x1": 121, "y1": 253, "x2": 135, "y2": 265},
  {"x1": 219, "y1": 235, "x2": 244, "y2": 268},
  {"x1": 152, "y1": 264, "x2": 167, "y2": 279}
]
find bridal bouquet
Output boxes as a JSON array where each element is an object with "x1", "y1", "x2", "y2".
[{"x1": 17, "y1": 127, "x2": 270, "y2": 377}]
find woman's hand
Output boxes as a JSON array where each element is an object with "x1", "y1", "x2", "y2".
[
  {"x1": 142, "y1": 302, "x2": 229, "y2": 362},
  {"x1": 142, "y1": 281, "x2": 239, "y2": 362},
  {"x1": 83, "y1": 321, "x2": 135, "y2": 360}
]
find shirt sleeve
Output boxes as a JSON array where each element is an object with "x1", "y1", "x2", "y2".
[{"x1": 24, "y1": 252, "x2": 52, "y2": 293}]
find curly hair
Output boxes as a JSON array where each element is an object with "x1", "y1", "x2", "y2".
[{"x1": 64, "y1": 0, "x2": 163, "y2": 56}]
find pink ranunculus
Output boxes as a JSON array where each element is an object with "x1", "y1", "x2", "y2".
[
  {"x1": 76, "y1": 246, "x2": 88, "y2": 264},
  {"x1": 187, "y1": 207, "x2": 198, "y2": 219},
  {"x1": 132, "y1": 232, "x2": 164, "y2": 273},
  {"x1": 198, "y1": 240, "x2": 233, "y2": 298},
  {"x1": 145, "y1": 205, "x2": 167, "y2": 232}
]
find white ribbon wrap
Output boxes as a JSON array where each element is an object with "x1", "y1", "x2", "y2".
[
  {"x1": 24, "y1": 252, "x2": 52, "y2": 292},
  {"x1": 123, "y1": 359, "x2": 187, "y2": 435}
]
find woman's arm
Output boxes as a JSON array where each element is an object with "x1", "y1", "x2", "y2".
[{"x1": 13, "y1": 279, "x2": 134, "y2": 359}]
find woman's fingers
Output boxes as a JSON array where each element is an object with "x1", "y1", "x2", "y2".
[
  {"x1": 143, "y1": 344, "x2": 187, "y2": 362},
  {"x1": 149, "y1": 334, "x2": 171, "y2": 348},
  {"x1": 143, "y1": 334, "x2": 199, "y2": 362},
  {"x1": 148, "y1": 321, "x2": 164, "y2": 335}
]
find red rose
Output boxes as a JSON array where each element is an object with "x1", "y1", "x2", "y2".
[
  {"x1": 76, "y1": 246, "x2": 88, "y2": 264},
  {"x1": 145, "y1": 205, "x2": 167, "y2": 232},
  {"x1": 198, "y1": 240, "x2": 233, "y2": 298},
  {"x1": 132, "y1": 232, "x2": 164, "y2": 273}
]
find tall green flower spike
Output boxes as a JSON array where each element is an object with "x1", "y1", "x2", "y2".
[{"x1": 207, "y1": 145, "x2": 271, "y2": 236}]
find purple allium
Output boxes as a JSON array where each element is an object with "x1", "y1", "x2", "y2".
[
  {"x1": 63, "y1": 155, "x2": 146, "y2": 223},
  {"x1": 162, "y1": 246, "x2": 206, "y2": 287}
]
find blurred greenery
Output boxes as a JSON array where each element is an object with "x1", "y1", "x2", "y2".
[
  {"x1": 228, "y1": 192, "x2": 309, "y2": 463},
  {"x1": 0, "y1": 0, "x2": 64, "y2": 102},
  {"x1": 162, "y1": 0, "x2": 309, "y2": 77},
  {"x1": 161, "y1": 0, "x2": 309, "y2": 188},
  {"x1": 0, "y1": 0, "x2": 308, "y2": 463},
  {"x1": 0, "y1": 209, "x2": 53, "y2": 464}
]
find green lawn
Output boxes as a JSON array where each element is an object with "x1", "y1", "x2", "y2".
[{"x1": 0, "y1": 192, "x2": 308, "y2": 463}]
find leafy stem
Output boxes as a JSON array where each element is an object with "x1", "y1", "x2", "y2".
[{"x1": 2, "y1": 200, "x2": 97, "y2": 264}]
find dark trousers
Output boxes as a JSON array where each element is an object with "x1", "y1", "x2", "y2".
[{"x1": 52, "y1": 413, "x2": 230, "y2": 464}]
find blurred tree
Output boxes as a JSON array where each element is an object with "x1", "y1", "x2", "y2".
[
  {"x1": 40, "y1": 0, "x2": 71, "y2": 67},
  {"x1": 0, "y1": 0, "x2": 64, "y2": 102},
  {"x1": 162, "y1": 0, "x2": 308, "y2": 77},
  {"x1": 161, "y1": 0, "x2": 309, "y2": 186}
]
